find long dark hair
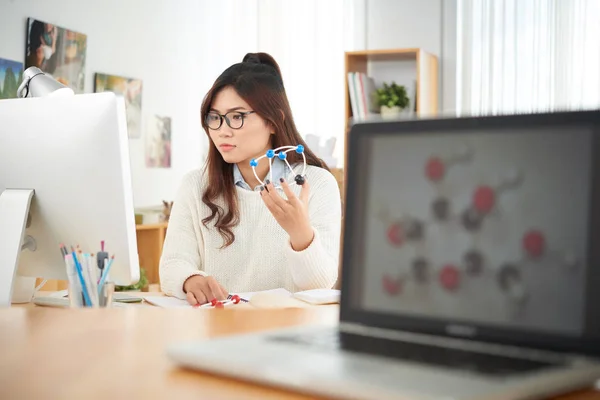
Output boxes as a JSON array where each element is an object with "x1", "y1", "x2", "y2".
[{"x1": 200, "y1": 52, "x2": 328, "y2": 248}]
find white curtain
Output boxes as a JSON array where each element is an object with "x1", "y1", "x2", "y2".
[
  {"x1": 193, "y1": 1, "x2": 346, "y2": 166},
  {"x1": 457, "y1": 0, "x2": 600, "y2": 116},
  {"x1": 257, "y1": 0, "x2": 346, "y2": 166}
]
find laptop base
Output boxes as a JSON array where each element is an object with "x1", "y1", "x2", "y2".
[{"x1": 167, "y1": 324, "x2": 600, "y2": 400}]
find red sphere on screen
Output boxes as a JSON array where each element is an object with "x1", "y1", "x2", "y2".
[
  {"x1": 473, "y1": 185, "x2": 496, "y2": 214},
  {"x1": 439, "y1": 264, "x2": 460, "y2": 291},
  {"x1": 426, "y1": 157, "x2": 445, "y2": 182},
  {"x1": 523, "y1": 230, "x2": 545, "y2": 258},
  {"x1": 382, "y1": 274, "x2": 402, "y2": 295},
  {"x1": 386, "y1": 223, "x2": 404, "y2": 247}
]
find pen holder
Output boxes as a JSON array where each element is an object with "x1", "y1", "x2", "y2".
[
  {"x1": 61, "y1": 243, "x2": 116, "y2": 308},
  {"x1": 99, "y1": 282, "x2": 115, "y2": 307},
  {"x1": 68, "y1": 281, "x2": 115, "y2": 308}
]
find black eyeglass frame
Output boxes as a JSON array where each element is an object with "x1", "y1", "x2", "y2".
[{"x1": 206, "y1": 111, "x2": 256, "y2": 130}]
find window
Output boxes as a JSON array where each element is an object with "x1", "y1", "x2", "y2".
[{"x1": 457, "y1": 0, "x2": 600, "y2": 116}]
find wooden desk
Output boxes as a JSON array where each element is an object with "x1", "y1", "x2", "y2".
[{"x1": 0, "y1": 307, "x2": 598, "y2": 400}]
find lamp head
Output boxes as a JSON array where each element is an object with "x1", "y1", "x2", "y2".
[{"x1": 17, "y1": 67, "x2": 74, "y2": 98}]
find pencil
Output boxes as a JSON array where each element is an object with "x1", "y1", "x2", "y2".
[
  {"x1": 71, "y1": 249, "x2": 92, "y2": 307},
  {"x1": 98, "y1": 255, "x2": 114, "y2": 296}
]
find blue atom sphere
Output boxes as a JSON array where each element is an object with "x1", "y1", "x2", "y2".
[
  {"x1": 278, "y1": 152, "x2": 287, "y2": 160},
  {"x1": 250, "y1": 159, "x2": 258, "y2": 167},
  {"x1": 295, "y1": 145, "x2": 304, "y2": 154},
  {"x1": 266, "y1": 149, "x2": 275, "y2": 158}
]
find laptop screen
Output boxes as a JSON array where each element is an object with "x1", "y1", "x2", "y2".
[{"x1": 344, "y1": 116, "x2": 600, "y2": 346}]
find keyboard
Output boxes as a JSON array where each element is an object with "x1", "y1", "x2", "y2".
[
  {"x1": 268, "y1": 329, "x2": 564, "y2": 377},
  {"x1": 33, "y1": 296, "x2": 130, "y2": 308}
]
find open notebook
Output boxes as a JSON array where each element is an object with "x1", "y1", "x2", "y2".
[
  {"x1": 143, "y1": 288, "x2": 340, "y2": 308},
  {"x1": 143, "y1": 288, "x2": 293, "y2": 308}
]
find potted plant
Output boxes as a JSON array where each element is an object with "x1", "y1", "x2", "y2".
[
  {"x1": 115, "y1": 267, "x2": 149, "y2": 292},
  {"x1": 375, "y1": 82, "x2": 410, "y2": 119}
]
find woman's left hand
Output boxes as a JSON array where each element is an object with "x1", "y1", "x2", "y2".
[{"x1": 260, "y1": 177, "x2": 314, "y2": 251}]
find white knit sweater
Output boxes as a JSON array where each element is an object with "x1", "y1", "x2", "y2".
[{"x1": 159, "y1": 165, "x2": 342, "y2": 299}]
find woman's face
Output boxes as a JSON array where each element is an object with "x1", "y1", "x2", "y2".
[{"x1": 207, "y1": 86, "x2": 272, "y2": 165}]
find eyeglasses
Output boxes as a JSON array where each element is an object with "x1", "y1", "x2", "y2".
[{"x1": 205, "y1": 111, "x2": 255, "y2": 130}]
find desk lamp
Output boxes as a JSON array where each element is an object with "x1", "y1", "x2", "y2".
[
  {"x1": 0, "y1": 67, "x2": 74, "y2": 305},
  {"x1": 16, "y1": 67, "x2": 74, "y2": 98}
]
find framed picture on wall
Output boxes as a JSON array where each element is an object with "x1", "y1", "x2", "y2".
[
  {"x1": 145, "y1": 114, "x2": 172, "y2": 168},
  {"x1": 0, "y1": 58, "x2": 23, "y2": 99},
  {"x1": 25, "y1": 18, "x2": 87, "y2": 93},
  {"x1": 94, "y1": 73, "x2": 143, "y2": 139}
]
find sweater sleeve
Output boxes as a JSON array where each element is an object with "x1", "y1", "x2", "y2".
[
  {"x1": 284, "y1": 169, "x2": 342, "y2": 290},
  {"x1": 159, "y1": 171, "x2": 207, "y2": 299}
]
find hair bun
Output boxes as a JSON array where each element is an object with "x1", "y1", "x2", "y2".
[
  {"x1": 242, "y1": 52, "x2": 283, "y2": 80},
  {"x1": 243, "y1": 53, "x2": 261, "y2": 64}
]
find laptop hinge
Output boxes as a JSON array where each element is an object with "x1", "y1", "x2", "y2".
[{"x1": 338, "y1": 322, "x2": 584, "y2": 365}]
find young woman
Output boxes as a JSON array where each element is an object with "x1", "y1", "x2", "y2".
[{"x1": 159, "y1": 52, "x2": 342, "y2": 305}]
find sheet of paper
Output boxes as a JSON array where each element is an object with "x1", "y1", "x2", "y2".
[
  {"x1": 143, "y1": 288, "x2": 293, "y2": 308},
  {"x1": 235, "y1": 288, "x2": 292, "y2": 301},
  {"x1": 143, "y1": 296, "x2": 192, "y2": 308}
]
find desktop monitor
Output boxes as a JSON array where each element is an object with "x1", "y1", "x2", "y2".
[{"x1": 0, "y1": 91, "x2": 140, "y2": 306}]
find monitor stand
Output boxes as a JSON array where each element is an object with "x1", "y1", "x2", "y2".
[{"x1": 0, "y1": 189, "x2": 36, "y2": 306}]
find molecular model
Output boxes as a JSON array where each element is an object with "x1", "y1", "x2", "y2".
[
  {"x1": 379, "y1": 144, "x2": 578, "y2": 313},
  {"x1": 250, "y1": 145, "x2": 307, "y2": 187}
]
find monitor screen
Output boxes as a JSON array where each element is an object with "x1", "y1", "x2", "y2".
[{"x1": 346, "y1": 122, "x2": 600, "y2": 341}]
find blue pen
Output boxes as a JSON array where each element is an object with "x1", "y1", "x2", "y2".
[
  {"x1": 71, "y1": 249, "x2": 92, "y2": 307},
  {"x1": 98, "y1": 255, "x2": 114, "y2": 296}
]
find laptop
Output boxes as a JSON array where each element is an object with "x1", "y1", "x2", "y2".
[{"x1": 167, "y1": 110, "x2": 600, "y2": 400}]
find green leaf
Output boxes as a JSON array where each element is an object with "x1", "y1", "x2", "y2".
[{"x1": 374, "y1": 81, "x2": 410, "y2": 108}]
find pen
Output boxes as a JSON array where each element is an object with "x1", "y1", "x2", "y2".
[
  {"x1": 97, "y1": 240, "x2": 108, "y2": 279},
  {"x1": 227, "y1": 294, "x2": 247, "y2": 303},
  {"x1": 64, "y1": 254, "x2": 83, "y2": 307},
  {"x1": 59, "y1": 243, "x2": 68, "y2": 258},
  {"x1": 71, "y1": 247, "x2": 92, "y2": 307},
  {"x1": 97, "y1": 255, "x2": 114, "y2": 296},
  {"x1": 86, "y1": 253, "x2": 99, "y2": 307}
]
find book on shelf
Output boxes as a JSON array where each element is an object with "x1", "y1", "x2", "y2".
[
  {"x1": 347, "y1": 72, "x2": 378, "y2": 121},
  {"x1": 348, "y1": 72, "x2": 418, "y2": 123}
]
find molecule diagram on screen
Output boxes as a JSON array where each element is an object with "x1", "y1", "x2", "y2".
[
  {"x1": 378, "y1": 144, "x2": 579, "y2": 313},
  {"x1": 250, "y1": 145, "x2": 307, "y2": 187}
]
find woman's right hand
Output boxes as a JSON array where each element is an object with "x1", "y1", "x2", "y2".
[{"x1": 183, "y1": 275, "x2": 228, "y2": 305}]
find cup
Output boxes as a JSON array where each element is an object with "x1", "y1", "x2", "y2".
[
  {"x1": 68, "y1": 281, "x2": 115, "y2": 308},
  {"x1": 99, "y1": 282, "x2": 115, "y2": 307}
]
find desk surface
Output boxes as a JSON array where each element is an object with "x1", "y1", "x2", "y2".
[{"x1": 0, "y1": 307, "x2": 598, "y2": 400}]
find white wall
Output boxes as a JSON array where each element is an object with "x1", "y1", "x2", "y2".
[
  {"x1": 1, "y1": 0, "x2": 454, "y2": 206},
  {"x1": 257, "y1": 0, "x2": 345, "y2": 165},
  {"x1": 0, "y1": 0, "x2": 258, "y2": 208},
  {"x1": 0, "y1": 0, "x2": 348, "y2": 204},
  {"x1": 366, "y1": 0, "x2": 442, "y2": 56}
]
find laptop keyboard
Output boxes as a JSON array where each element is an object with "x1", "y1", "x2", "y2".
[{"x1": 268, "y1": 329, "x2": 563, "y2": 377}]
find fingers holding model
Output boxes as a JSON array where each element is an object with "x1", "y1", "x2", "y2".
[
  {"x1": 253, "y1": 144, "x2": 315, "y2": 252},
  {"x1": 260, "y1": 177, "x2": 314, "y2": 252}
]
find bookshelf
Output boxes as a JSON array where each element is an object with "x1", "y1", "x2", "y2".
[
  {"x1": 341, "y1": 47, "x2": 439, "y2": 196},
  {"x1": 344, "y1": 47, "x2": 439, "y2": 130},
  {"x1": 135, "y1": 222, "x2": 168, "y2": 285}
]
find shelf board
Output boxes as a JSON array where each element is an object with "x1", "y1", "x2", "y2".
[
  {"x1": 136, "y1": 222, "x2": 168, "y2": 231},
  {"x1": 345, "y1": 48, "x2": 421, "y2": 61}
]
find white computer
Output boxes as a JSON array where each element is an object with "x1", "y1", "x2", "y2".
[{"x1": 0, "y1": 70, "x2": 140, "y2": 306}]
